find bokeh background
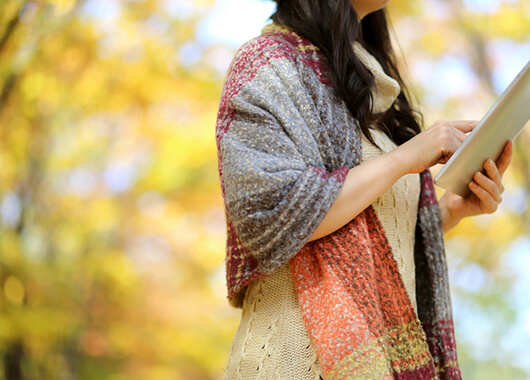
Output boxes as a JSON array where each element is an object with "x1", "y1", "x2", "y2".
[{"x1": 0, "y1": 0, "x2": 529, "y2": 379}]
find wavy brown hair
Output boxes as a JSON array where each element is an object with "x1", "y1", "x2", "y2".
[{"x1": 270, "y1": 0, "x2": 423, "y2": 147}]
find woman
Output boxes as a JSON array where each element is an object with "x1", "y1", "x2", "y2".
[{"x1": 215, "y1": 0, "x2": 513, "y2": 379}]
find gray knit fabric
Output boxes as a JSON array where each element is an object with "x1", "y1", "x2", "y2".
[{"x1": 221, "y1": 56, "x2": 356, "y2": 273}]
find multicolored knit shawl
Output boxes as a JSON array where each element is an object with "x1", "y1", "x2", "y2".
[{"x1": 215, "y1": 23, "x2": 461, "y2": 379}]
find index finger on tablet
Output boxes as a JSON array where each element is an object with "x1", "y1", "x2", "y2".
[{"x1": 452, "y1": 120, "x2": 479, "y2": 133}]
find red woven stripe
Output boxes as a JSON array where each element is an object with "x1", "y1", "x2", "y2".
[
  {"x1": 394, "y1": 363, "x2": 437, "y2": 380},
  {"x1": 422, "y1": 320, "x2": 459, "y2": 361},
  {"x1": 419, "y1": 170, "x2": 438, "y2": 208}
]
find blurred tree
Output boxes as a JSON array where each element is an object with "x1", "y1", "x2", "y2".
[{"x1": 0, "y1": 0, "x2": 231, "y2": 379}]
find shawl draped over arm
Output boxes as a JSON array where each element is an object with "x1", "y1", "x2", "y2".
[
  {"x1": 215, "y1": 28, "x2": 461, "y2": 380},
  {"x1": 217, "y1": 37, "x2": 350, "y2": 299}
]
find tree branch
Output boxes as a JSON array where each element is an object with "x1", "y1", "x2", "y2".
[{"x1": 0, "y1": 4, "x2": 23, "y2": 54}]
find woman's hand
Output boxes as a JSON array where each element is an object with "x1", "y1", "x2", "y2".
[
  {"x1": 439, "y1": 140, "x2": 513, "y2": 233},
  {"x1": 397, "y1": 119, "x2": 478, "y2": 174}
]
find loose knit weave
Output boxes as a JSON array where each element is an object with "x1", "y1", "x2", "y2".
[
  {"x1": 221, "y1": 41, "x2": 421, "y2": 379},
  {"x1": 222, "y1": 130, "x2": 421, "y2": 379},
  {"x1": 216, "y1": 22, "x2": 461, "y2": 379},
  {"x1": 361, "y1": 128, "x2": 421, "y2": 314}
]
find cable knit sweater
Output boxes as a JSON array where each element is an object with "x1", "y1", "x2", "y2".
[{"x1": 216, "y1": 22, "x2": 461, "y2": 379}]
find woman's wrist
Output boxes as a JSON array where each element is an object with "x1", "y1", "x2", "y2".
[
  {"x1": 308, "y1": 145, "x2": 412, "y2": 241},
  {"x1": 391, "y1": 142, "x2": 417, "y2": 177},
  {"x1": 439, "y1": 193, "x2": 465, "y2": 233}
]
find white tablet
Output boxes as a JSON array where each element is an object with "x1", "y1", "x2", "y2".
[{"x1": 434, "y1": 60, "x2": 530, "y2": 197}]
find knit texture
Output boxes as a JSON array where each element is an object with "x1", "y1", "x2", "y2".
[
  {"x1": 222, "y1": 263, "x2": 321, "y2": 380},
  {"x1": 216, "y1": 22, "x2": 460, "y2": 379},
  {"x1": 361, "y1": 127, "x2": 421, "y2": 313},
  {"x1": 221, "y1": 43, "x2": 422, "y2": 379},
  {"x1": 221, "y1": 130, "x2": 421, "y2": 379}
]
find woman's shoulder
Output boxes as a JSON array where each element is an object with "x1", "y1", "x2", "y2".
[{"x1": 225, "y1": 23, "x2": 331, "y2": 86}]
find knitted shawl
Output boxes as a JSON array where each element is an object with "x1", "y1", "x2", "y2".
[{"x1": 215, "y1": 23, "x2": 461, "y2": 379}]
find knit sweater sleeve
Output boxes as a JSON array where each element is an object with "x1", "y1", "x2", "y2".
[{"x1": 217, "y1": 41, "x2": 349, "y2": 274}]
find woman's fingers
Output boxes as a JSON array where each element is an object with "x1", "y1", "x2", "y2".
[
  {"x1": 406, "y1": 119, "x2": 480, "y2": 173},
  {"x1": 452, "y1": 127, "x2": 468, "y2": 143},
  {"x1": 429, "y1": 120, "x2": 471, "y2": 163},
  {"x1": 483, "y1": 158, "x2": 504, "y2": 194},
  {"x1": 495, "y1": 140, "x2": 513, "y2": 177},
  {"x1": 451, "y1": 120, "x2": 479, "y2": 133},
  {"x1": 468, "y1": 179, "x2": 499, "y2": 213},
  {"x1": 465, "y1": 140, "x2": 513, "y2": 216},
  {"x1": 473, "y1": 169, "x2": 502, "y2": 203}
]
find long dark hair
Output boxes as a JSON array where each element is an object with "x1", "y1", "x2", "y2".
[{"x1": 270, "y1": 0, "x2": 422, "y2": 147}]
